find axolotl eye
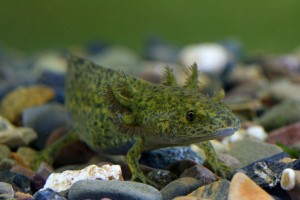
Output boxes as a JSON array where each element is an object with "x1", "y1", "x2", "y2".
[{"x1": 186, "y1": 110, "x2": 195, "y2": 122}]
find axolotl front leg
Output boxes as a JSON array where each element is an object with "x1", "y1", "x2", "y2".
[{"x1": 162, "y1": 65, "x2": 232, "y2": 179}]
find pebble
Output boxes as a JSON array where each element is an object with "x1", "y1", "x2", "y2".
[
  {"x1": 68, "y1": 179, "x2": 162, "y2": 200},
  {"x1": 0, "y1": 171, "x2": 31, "y2": 194},
  {"x1": 37, "y1": 71, "x2": 66, "y2": 103},
  {"x1": 180, "y1": 43, "x2": 230, "y2": 74},
  {"x1": 188, "y1": 179, "x2": 230, "y2": 200},
  {"x1": 32, "y1": 188, "x2": 66, "y2": 200},
  {"x1": 180, "y1": 164, "x2": 216, "y2": 186},
  {"x1": 166, "y1": 160, "x2": 198, "y2": 177},
  {"x1": 257, "y1": 100, "x2": 300, "y2": 131},
  {"x1": 160, "y1": 177, "x2": 202, "y2": 200},
  {"x1": 140, "y1": 146, "x2": 203, "y2": 169},
  {"x1": 42, "y1": 164, "x2": 123, "y2": 192},
  {"x1": 269, "y1": 79, "x2": 300, "y2": 101},
  {"x1": 22, "y1": 103, "x2": 72, "y2": 150},
  {"x1": 0, "y1": 158, "x2": 17, "y2": 170},
  {"x1": 146, "y1": 169, "x2": 177, "y2": 190},
  {"x1": 267, "y1": 121, "x2": 300, "y2": 146},
  {"x1": 228, "y1": 172, "x2": 273, "y2": 200},
  {"x1": 0, "y1": 85, "x2": 55, "y2": 122},
  {"x1": 10, "y1": 165, "x2": 35, "y2": 180},
  {"x1": 0, "y1": 144, "x2": 11, "y2": 158},
  {"x1": 228, "y1": 138, "x2": 283, "y2": 168},
  {"x1": 240, "y1": 152, "x2": 300, "y2": 188},
  {"x1": 0, "y1": 182, "x2": 14, "y2": 199}
]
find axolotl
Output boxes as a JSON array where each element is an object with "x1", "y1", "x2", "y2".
[{"x1": 36, "y1": 55, "x2": 240, "y2": 186}]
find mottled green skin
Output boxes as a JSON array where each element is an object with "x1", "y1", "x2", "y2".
[{"x1": 65, "y1": 56, "x2": 240, "y2": 184}]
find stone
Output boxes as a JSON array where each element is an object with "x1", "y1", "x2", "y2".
[
  {"x1": 0, "y1": 182, "x2": 14, "y2": 199},
  {"x1": 0, "y1": 171, "x2": 31, "y2": 193},
  {"x1": 166, "y1": 160, "x2": 198, "y2": 177},
  {"x1": 269, "y1": 79, "x2": 300, "y2": 101},
  {"x1": 239, "y1": 153, "x2": 300, "y2": 188},
  {"x1": 10, "y1": 165, "x2": 35, "y2": 179},
  {"x1": 257, "y1": 100, "x2": 300, "y2": 131},
  {"x1": 32, "y1": 188, "x2": 66, "y2": 200},
  {"x1": 0, "y1": 158, "x2": 17, "y2": 170},
  {"x1": 267, "y1": 121, "x2": 300, "y2": 146},
  {"x1": 37, "y1": 71, "x2": 66, "y2": 103},
  {"x1": 0, "y1": 85, "x2": 55, "y2": 122},
  {"x1": 42, "y1": 164, "x2": 123, "y2": 192},
  {"x1": 0, "y1": 115, "x2": 37, "y2": 148},
  {"x1": 16, "y1": 147, "x2": 39, "y2": 168},
  {"x1": 14, "y1": 191, "x2": 33, "y2": 200},
  {"x1": 160, "y1": 177, "x2": 202, "y2": 200},
  {"x1": 146, "y1": 169, "x2": 177, "y2": 190},
  {"x1": 68, "y1": 179, "x2": 162, "y2": 200},
  {"x1": 228, "y1": 138, "x2": 283, "y2": 168},
  {"x1": 22, "y1": 104, "x2": 72, "y2": 150},
  {"x1": 173, "y1": 197, "x2": 197, "y2": 200},
  {"x1": 180, "y1": 164, "x2": 216, "y2": 186},
  {"x1": 140, "y1": 146, "x2": 203, "y2": 169},
  {"x1": 188, "y1": 179, "x2": 230, "y2": 200},
  {"x1": 180, "y1": 43, "x2": 230, "y2": 74},
  {"x1": 228, "y1": 172, "x2": 273, "y2": 200},
  {"x1": 0, "y1": 144, "x2": 11, "y2": 158}
]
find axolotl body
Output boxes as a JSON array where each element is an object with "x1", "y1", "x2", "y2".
[{"x1": 38, "y1": 55, "x2": 240, "y2": 185}]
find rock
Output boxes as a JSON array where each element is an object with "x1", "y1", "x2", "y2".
[
  {"x1": 0, "y1": 144, "x2": 11, "y2": 158},
  {"x1": 146, "y1": 169, "x2": 177, "y2": 190},
  {"x1": 16, "y1": 147, "x2": 39, "y2": 168},
  {"x1": 228, "y1": 138, "x2": 283, "y2": 168},
  {"x1": 0, "y1": 171, "x2": 31, "y2": 193},
  {"x1": 0, "y1": 115, "x2": 37, "y2": 148},
  {"x1": 173, "y1": 197, "x2": 197, "y2": 200},
  {"x1": 68, "y1": 179, "x2": 162, "y2": 200},
  {"x1": 140, "y1": 146, "x2": 203, "y2": 169},
  {"x1": 269, "y1": 79, "x2": 300, "y2": 101},
  {"x1": 22, "y1": 104, "x2": 72, "y2": 150},
  {"x1": 145, "y1": 38, "x2": 180, "y2": 62},
  {"x1": 239, "y1": 153, "x2": 300, "y2": 188},
  {"x1": 166, "y1": 160, "x2": 198, "y2": 177},
  {"x1": 0, "y1": 158, "x2": 17, "y2": 170},
  {"x1": 180, "y1": 43, "x2": 230, "y2": 74},
  {"x1": 42, "y1": 164, "x2": 123, "y2": 192},
  {"x1": 0, "y1": 85, "x2": 55, "y2": 122},
  {"x1": 217, "y1": 153, "x2": 241, "y2": 170},
  {"x1": 32, "y1": 188, "x2": 66, "y2": 200},
  {"x1": 37, "y1": 71, "x2": 66, "y2": 103},
  {"x1": 228, "y1": 172, "x2": 273, "y2": 200},
  {"x1": 267, "y1": 121, "x2": 300, "y2": 146},
  {"x1": 160, "y1": 177, "x2": 202, "y2": 200},
  {"x1": 257, "y1": 100, "x2": 300, "y2": 131},
  {"x1": 10, "y1": 165, "x2": 35, "y2": 179},
  {"x1": 180, "y1": 164, "x2": 216, "y2": 186},
  {"x1": 91, "y1": 46, "x2": 142, "y2": 75},
  {"x1": 0, "y1": 182, "x2": 14, "y2": 199},
  {"x1": 14, "y1": 191, "x2": 33, "y2": 200},
  {"x1": 188, "y1": 179, "x2": 230, "y2": 200}
]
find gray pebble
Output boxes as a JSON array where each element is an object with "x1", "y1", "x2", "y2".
[
  {"x1": 32, "y1": 188, "x2": 66, "y2": 200},
  {"x1": 160, "y1": 177, "x2": 202, "y2": 200},
  {"x1": 0, "y1": 144, "x2": 11, "y2": 159},
  {"x1": 180, "y1": 165, "x2": 217, "y2": 186},
  {"x1": 68, "y1": 180, "x2": 162, "y2": 200},
  {"x1": 0, "y1": 182, "x2": 14, "y2": 198}
]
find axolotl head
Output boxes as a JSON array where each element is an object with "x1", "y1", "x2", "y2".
[
  {"x1": 133, "y1": 86, "x2": 240, "y2": 148},
  {"x1": 106, "y1": 76, "x2": 240, "y2": 149}
]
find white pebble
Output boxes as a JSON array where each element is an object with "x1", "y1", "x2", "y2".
[
  {"x1": 180, "y1": 43, "x2": 229, "y2": 74},
  {"x1": 42, "y1": 164, "x2": 123, "y2": 192}
]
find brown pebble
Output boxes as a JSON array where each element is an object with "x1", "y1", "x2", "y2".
[{"x1": 228, "y1": 172, "x2": 273, "y2": 200}]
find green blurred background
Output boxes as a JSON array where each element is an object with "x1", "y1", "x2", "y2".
[{"x1": 1, "y1": 0, "x2": 300, "y2": 54}]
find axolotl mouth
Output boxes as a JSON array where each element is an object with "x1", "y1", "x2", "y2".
[{"x1": 173, "y1": 119, "x2": 241, "y2": 145}]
